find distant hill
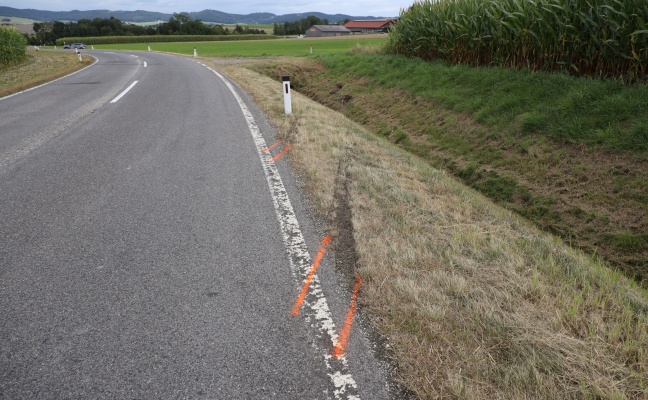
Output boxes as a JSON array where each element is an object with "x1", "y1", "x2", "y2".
[
  {"x1": 0, "y1": 6, "x2": 391, "y2": 24},
  {"x1": 0, "y1": 8, "x2": 169, "y2": 23}
]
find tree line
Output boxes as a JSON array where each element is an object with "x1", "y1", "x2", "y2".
[
  {"x1": 273, "y1": 16, "x2": 351, "y2": 35},
  {"x1": 25, "y1": 13, "x2": 266, "y2": 45}
]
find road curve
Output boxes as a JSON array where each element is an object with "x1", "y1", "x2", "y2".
[{"x1": 0, "y1": 51, "x2": 389, "y2": 399}]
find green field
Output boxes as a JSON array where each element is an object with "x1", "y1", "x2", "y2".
[
  {"x1": 93, "y1": 37, "x2": 387, "y2": 57},
  {"x1": 0, "y1": 16, "x2": 38, "y2": 24},
  {"x1": 221, "y1": 23, "x2": 273, "y2": 33}
]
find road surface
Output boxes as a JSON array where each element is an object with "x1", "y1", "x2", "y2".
[{"x1": 0, "y1": 50, "x2": 389, "y2": 399}]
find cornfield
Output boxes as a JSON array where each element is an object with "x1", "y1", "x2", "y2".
[
  {"x1": 0, "y1": 27, "x2": 27, "y2": 67},
  {"x1": 388, "y1": 0, "x2": 648, "y2": 81}
]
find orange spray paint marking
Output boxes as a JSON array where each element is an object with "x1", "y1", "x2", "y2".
[
  {"x1": 292, "y1": 236, "x2": 332, "y2": 316},
  {"x1": 262, "y1": 141, "x2": 282, "y2": 153},
  {"x1": 271, "y1": 144, "x2": 292, "y2": 162},
  {"x1": 333, "y1": 275, "x2": 362, "y2": 359}
]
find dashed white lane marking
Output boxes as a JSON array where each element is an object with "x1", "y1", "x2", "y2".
[
  {"x1": 203, "y1": 63, "x2": 360, "y2": 399},
  {"x1": 110, "y1": 80, "x2": 138, "y2": 103},
  {"x1": 143, "y1": 61, "x2": 147, "y2": 68}
]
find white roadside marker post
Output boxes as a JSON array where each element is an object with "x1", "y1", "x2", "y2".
[
  {"x1": 193, "y1": 47, "x2": 197, "y2": 58},
  {"x1": 148, "y1": 45, "x2": 151, "y2": 52},
  {"x1": 282, "y1": 76, "x2": 292, "y2": 115}
]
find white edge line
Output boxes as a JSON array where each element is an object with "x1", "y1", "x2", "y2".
[
  {"x1": 205, "y1": 64, "x2": 360, "y2": 399},
  {"x1": 110, "y1": 80, "x2": 139, "y2": 104},
  {"x1": 0, "y1": 54, "x2": 99, "y2": 102}
]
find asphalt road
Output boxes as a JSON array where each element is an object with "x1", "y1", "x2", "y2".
[{"x1": 0, "y1": 51, "x2": 389, "y2": 399}]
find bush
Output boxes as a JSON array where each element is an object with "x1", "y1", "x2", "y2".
[{"x1": 0, "y1": 27, "x2": 27, "y2": 67}]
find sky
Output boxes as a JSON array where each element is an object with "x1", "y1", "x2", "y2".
[{"x1": 3, "y1": 0, "x2": 416, "y2": 17}]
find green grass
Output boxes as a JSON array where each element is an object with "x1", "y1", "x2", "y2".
[
  {"x1": 252, "y1": 52, "x2": 647, "y2": 284},
  {"x1": 606, "y1": 233, "x2": 648, "y2": 252},
  {"x1": 221, "y1": 23, "x2": 273, "y2": 32},
  {"x1": 94, "y1": 37, "x2": 388, "y2": 57},
  {"x1": 319, "y1": 53, "x2": 648, "y2": 154}
]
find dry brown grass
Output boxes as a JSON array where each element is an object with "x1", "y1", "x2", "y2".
[
  {"x1": 249, "y1": 58, "x2": 647, "y2": 284},
  {"x1": 212, "y1": 59, "x2": 648, "y2": 399},
  {"x1": 0, "y1": 50, "x2": 93, "y2": 98}
]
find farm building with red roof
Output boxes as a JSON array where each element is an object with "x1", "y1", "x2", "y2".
[{"x1": 343, "y1": 19, "x2": 397, "y2": 33}]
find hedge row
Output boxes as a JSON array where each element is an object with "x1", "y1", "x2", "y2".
[
  {"x1": 55, "y1": 34, "x2": 276, "y2": 46},
  {"x1": 0, "y1": 27, "x2": 27, "y2": 66}
]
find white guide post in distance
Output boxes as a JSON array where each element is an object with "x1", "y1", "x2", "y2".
[{"x1": 282, "y1": 76, "x2": 292, "y2": 115}]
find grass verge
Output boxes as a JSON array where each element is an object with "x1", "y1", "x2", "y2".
[
  {"x1": 0, "y1": 50, "x2": 93, "y2": 98},
  {"x1": 210, "y1": 59, "x2": 648, "y2": 399},
  {"x1": 249, "y1": 55, "x2": 648, "y2": 287}
]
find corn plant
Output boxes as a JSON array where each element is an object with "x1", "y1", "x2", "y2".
[
  {"x1": 388, "y1": 0, "x2": 648, "y2": 82},
  {"x1": 0, "y1": 27, "x2": 27, "y2": 67}
]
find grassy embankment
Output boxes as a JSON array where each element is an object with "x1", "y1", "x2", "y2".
[
  {"x1": 252, "y1": 53, "x2": 648, "y2": 286},
  {"x1": 0, "y1": 50, "x2": 92, "y2": 98},
  {"x1": 214, "y1": 56, "x2": 647, "y2": 399}
]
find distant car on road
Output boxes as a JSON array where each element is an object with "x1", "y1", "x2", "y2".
[{"x1": 63, "y1": 43, "x2": 86, "y2": 49}]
